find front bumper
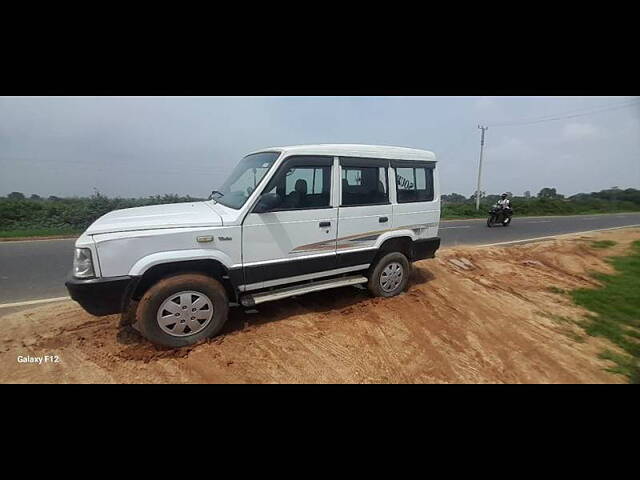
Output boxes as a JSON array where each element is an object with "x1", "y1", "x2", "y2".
[{"x1": 65, "y1": 273, "x2": 137, "y2": 316}]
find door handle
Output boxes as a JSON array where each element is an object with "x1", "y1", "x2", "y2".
[
  {"x1": 319, "y1": 221, "x2": 331, "y2": 227},
  {"x1": 379, "y1": 216, "x2": 388, "y2": 223}
]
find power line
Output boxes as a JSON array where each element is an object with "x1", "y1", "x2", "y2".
[
  {"x1": 499, "y1": 97, "x2": 637, "y2": 121},
  {"x1": 440, "y1": 99, "x2": 639, "y2": 163},
  {"x1": 486, "y1": 98, "x2": 640, "y2": 127},
  {"x1": 487, "y1": 99, "x2": 640, "y2": 127}
]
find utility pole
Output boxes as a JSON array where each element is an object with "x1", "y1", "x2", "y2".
[{"x1": 475, "y1": 125, "x2": 488, "y2": 210}]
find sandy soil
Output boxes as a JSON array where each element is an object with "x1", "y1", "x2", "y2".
[{"x1": 2, "y1": 228, "x2": 639, "y2": 384}]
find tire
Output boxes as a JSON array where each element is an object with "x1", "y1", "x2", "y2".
[
  {"x1": 137, "y1": 273, "x2": 229, "y2": 348},
  {"x1": 367, "y1": 252, "x2": 410, "y2": 298},
  {"x1": 487, "y1": 216, "x2": 493, "y2": 227},
  {"x1": 502, "y1": 216, "x2": 512, "y2": 226}
]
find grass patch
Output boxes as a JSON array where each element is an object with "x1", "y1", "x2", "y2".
[
  {"x1": 550, "y1": 314, "x2": 573, "y2": 324},
  {"x1": 536, "y1": 311, "x2": 572, "y2": 322},
  {"x1": 625, "y1": 329, "x2": 640, "y2": 340},
  {"x1": 534, "y1": 311, "x2": 587, "y2": 343},
  {"x1": 566, "y1": 331, "x2": 586, "y2": 343},
  {"x1": 590, "y1": 240, "x2": 617, "y2": 249},
  {"x1": 598, "y1": 350, "x2": 640, "y2": 381},
  {"x1": 548, "y1": 286, "x2": 567, "y2": 294},
  {"x1": 571, "y1": 240, "x2": 640, "y2": 383},
  {"x1": 0, "y1": 227, "x2": 82, "y2": 239}
]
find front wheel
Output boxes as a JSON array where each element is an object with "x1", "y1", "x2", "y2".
[
  {"x1": 368, "y1": 252, "x2": 410, "y2": 298},
  {"x1": 487, "y1": 216, "x2": 494, "y2": 227},
  {"x1": 137, "y1": 273, "x2": 229, "y2": 348}
]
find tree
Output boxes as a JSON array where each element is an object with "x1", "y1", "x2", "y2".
[
  {"x1": 484, "y1": 194, "x2": 501, "y2": 205},
  {"x1": 537, "y1": 187, "x2": 564, "y2": 199},
  {"x1": 441, "y1": 193, "x2": 467, "y2": 204},
  {"x1": 524, "y1": 190, "x2": 531, "y2": 199},
  {"x1": 470, "y1": 190, "x2": 486, "y2": 202},
  {"x1": 30, "y1": 194, "x2": 42, "y2": 200},
  {"x1": 8, "y1": 192, "x2": 25, "y2": 200}
]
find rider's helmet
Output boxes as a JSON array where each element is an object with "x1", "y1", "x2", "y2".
[{"x1": 501, "y1": 193, "x2": 508, "y2": 198}]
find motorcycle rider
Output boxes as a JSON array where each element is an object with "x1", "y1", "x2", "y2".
[
  {"x1": 497, "y1": 193, "x2": 511, "y2": 209},
  {"x1": 487, "y1": 193, "x2": 513, "y2": 227}
]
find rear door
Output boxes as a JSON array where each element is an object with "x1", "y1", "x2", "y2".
[
  {"x1": 336, "y1": 157, "x2": 392, "y2": 269},
  {"x1": 391, "y1": 160, "x2": 439, "y2": 239},
  {"x1": 241, "y1": 155, "x2": 338, "y2": 290}
]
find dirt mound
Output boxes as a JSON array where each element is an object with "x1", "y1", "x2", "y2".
[{"x1": 2, "y1": 228, "x2": 639, "y2": 384}]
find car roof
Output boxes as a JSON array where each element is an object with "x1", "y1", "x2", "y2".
[{"x1": 248, "y1": 144, "x2": 436, "y2": 162}]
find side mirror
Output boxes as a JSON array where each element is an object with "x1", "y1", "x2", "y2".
[{"x1": 253, "y1": 193, "x2": 281, "y2": 213}]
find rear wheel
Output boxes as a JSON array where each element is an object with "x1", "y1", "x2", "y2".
[
  {"x1": 502, "y1": 216, "x2": 512, "y2": 226},
  {"x1": 368, "y1": 252, "x2": 410, "y2": 297},
  {"x1": 137, "y1": 273, "x2": 229, "y2": 348}
]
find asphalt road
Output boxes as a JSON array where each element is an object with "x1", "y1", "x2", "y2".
[{"x1": 1, "y1": 212, "x2": 639, "y2": 306}]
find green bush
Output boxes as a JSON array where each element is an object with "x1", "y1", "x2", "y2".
[
  {"x1": 0, "y1": 192, "x2": 203, "y2": 232},
  {"x1": 441, "y1": 188, "x2": 640, "y2": 219},
  {"x1": 1, "y1": 187, "x2": 639, "y2": 234}
]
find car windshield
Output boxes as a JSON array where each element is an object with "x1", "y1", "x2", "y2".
[{"x1": 214, "y1": 152, "x2": 280, "y2": 209}]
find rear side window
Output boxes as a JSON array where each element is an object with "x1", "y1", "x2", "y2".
[
  {"x1": 396, "y1": 166, "x2": 434, "y2": 203},
  {"x1": 341, "y1": 166, "x2": 389, "y2": 206}
]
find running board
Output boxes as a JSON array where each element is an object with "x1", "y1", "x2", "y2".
[{"x1": 240, "y1": 275, "x2": 368, "y2": 307}]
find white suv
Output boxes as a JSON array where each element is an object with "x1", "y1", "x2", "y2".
[{"x1": 66, "y1": 144, "x2": 441, "y2": 347}]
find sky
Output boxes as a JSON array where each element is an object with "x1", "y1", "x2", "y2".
[{"x1": 0, "y1": 96, "x2": 638, "y2": 198}]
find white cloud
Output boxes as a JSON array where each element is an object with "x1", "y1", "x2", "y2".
[
  {"x1": 562, "y1": 122, "x2": 601, "y2": 140},
  {"x1": 486, "y1": 137, "x2": 534, "y2": 161},
  {"x1": 1, "y1": 96, "x2": 637, "y2": 197},
  {"x1": 475, "y1": 96, "x2": 495, "y2": 109}
]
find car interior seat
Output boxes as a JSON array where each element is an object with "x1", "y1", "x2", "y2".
[{"x1": 284, "y1": 178, "x2": 307, "y2": 208}]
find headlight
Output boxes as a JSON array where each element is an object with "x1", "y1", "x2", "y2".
[{"x1": 73, "y1": 248, "x2": 95, "y2": 278}]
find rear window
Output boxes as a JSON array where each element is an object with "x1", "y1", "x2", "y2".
[
  {"x1": 341, "y1": 166, "x2": 389, "y2": 206},
  {"x1": 396, "y1": 166, "x2": 434, "y2": 203}
]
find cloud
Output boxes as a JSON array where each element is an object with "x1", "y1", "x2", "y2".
[
  {"x1": 475, "y1": 96, "x2": 495, "y2": 109},
  {"x1": 562, "y1": 122, "x2": 601, "y2": 140},
  {"x1": 0, "y1": 97, "x2": 638, "y2": 198},
  {"x1": 486, "y1": 137, "x2": 535, "y2": 162}
]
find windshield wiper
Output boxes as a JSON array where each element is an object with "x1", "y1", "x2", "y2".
[{"x1": 208, "y1": 190, "x2": 224, "y2": 202}]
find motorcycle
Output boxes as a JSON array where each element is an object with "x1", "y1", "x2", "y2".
[{"x1": 487, "y1": 204, "x2": 513, "y2": 227}]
